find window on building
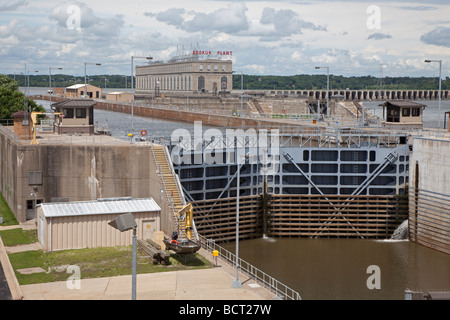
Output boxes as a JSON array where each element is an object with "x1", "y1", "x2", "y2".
[
  {"x1": 63, "y1": 108, "x2": 74, "y2": 118},
  {"x1": 222, "y1": 65, "x2": 226, "y2": 71},
  {"x1": 26, "y1": 199, "x2": 43, "y2": 210},
  {"x1": 76, "y1": 108, "x2": 87, "y2": 118},
  {"x1": 89, "y1": 107, "x2": 94, "y2": 125},
  {"x1": 198, "y1": 76, "x2": 205, "y2": 91},
  {"x1": 221, "y1": 76, "x2": 227, "y2": 90},
  {"x1": 412, "y1": 108, "x2": 421, "y2": 117},
  {"x1": 28, "y1": 171, "x2": 43, "y2": 186},
  {"x1": 402, "y1": 108, "x2": 411, "y2": 117},
  {"x1": 214, "y1": 65, "x2": 218, "y2": 71},
  {"x1": 199, "y1": 65, "x2": 203, "y2": 71},
  {"x1": 207, "y1": 65, "x2": 211, "y2": 71}
]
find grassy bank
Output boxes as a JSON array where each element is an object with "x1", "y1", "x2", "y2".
[
  {"x1": 9, "y1": 246, "x2": 213, "y2": 286},
  {"x1": 0, "y1": 192, "x2": 19, "y2": 226},
  {"x1": 0, "y1": 192, "x2": 213, "y2": 286}
]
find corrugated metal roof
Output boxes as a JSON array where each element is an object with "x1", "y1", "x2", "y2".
[
  {"x1": 379, "y1": 100, "x2": 427, "y2": 108},
  {"x1": 39, "y1": 198, "x2": 161, "y2": 218},
  {"x1": 51, "y1": 99, "x2": 96, "y2": 108},
  {"x1": 66, "y1": 84, "x2": 86, "y2": 89},
  {"x1": 66, "y1": 84, "x2": 101, "y2": 90}
]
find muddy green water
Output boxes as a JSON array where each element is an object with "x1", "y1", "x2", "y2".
[{"x1": 222, "y1": 238, "x2": 450, "y2": 300}]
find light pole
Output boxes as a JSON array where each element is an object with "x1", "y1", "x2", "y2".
[
  {"x1": 49, "y1": 67, "x2": 63, "y2": 107},
  {"x1": 232, "y1": 154, "x2": 243, "y2": 289},
  {"x1": 84, "y1": 62, "x2": 101, "y2": 98},
  {"x1": 108, "y1": 213, "x2": 138, "y2": 300},
  {"x1": 425, "y1": 59, "x2": 442, "y2": 129},
  {"x1": 315, "y1": 66, "x2": 330, "y2": 118},
  {"x1": 26, "y1": 67, "x2": 39, "y2": 98},
  {"x1": 13, "y1": 72, "x2": 23, "y2": 81},
  {"x1": 122, "y1": 75, "x2": 128, "y2": 89},
  {"x1": 232, "y1": 71, "x2": 244, "y2": 117},
  {"x1": 131, "y1": 55, "x2": 153, "y2": 141},
  {"x1": 30, "y1": 189, "x2": 38, "y2": 237}
]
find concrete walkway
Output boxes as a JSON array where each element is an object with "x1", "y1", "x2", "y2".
[
  {"x1": 0, "y1": 223, "x2": 275, "y2": 300},
  {"x1": 20, "y1": 266, "x2": 274, "y2": 300}
]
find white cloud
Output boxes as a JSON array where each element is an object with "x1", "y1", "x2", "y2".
[
  {"x1": 421, "y1": 27, "x2": 450, "y2": 47},
  {"x1": 246, "y1": 64, "x2": 266, "y2": 74},
  {"x1": 0, "y1": 0, "x2": 27, "y2": 12},
  {"x1": 150, "y1": 3, "x2": 249, "y2": 34},
  {"x1": 0, "y1": 0, "x2": 450, "y2": 77}
]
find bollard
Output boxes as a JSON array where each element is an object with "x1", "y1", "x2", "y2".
[{"x1": 212, "y1": 250, "x2": 219, "y2": 266}]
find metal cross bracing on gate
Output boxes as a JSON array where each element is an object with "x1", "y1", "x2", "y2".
[{"x1": 283, "y1": 150, "x2": 399, "y2": 238}]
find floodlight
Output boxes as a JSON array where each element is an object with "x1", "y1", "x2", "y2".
[{"x1": 108, "y1": 213, "x2": 137, "y2": 232}]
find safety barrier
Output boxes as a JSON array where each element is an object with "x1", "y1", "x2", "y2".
[{"x1": 198, "y1": 234, "x2": 302, "y2": 300}]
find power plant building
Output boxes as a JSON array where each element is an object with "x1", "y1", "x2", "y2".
[{"x1": 135, "y1": 54, "x2": 233, "y2": 95}]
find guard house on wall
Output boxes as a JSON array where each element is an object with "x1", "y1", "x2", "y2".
[
  {"x1": 379, "y1": 100, "x2": 426, "y2": 128},
  {"x1": 52, "y1": 99, "x2": 95, "y2": 135}
]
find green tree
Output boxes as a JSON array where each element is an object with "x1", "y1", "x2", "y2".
[{"x1": 0, "y1": 74, "x2": 45, "y2": 120}]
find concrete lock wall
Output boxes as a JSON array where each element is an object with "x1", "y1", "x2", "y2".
[
  {"x1": 409, "y1": 137, "x2": 450, "y2": 255},
  {"x1": 410, "y1": 138, "x2": 450, "y2": 194},
  {"x1": 0, "y1": 128, "x2": 175, "y2": 237}
]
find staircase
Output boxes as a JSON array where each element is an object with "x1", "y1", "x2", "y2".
[{"x1": 150, "y1": 144, "x2": 188, "y2": 239}]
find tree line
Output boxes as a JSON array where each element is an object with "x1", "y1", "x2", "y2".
[
  {"x1": 6, "y1": 73, "x2": 449, "y2": 91},
  {"x1": 232, "y1": 75, "x2": 449, "y2": 91}
]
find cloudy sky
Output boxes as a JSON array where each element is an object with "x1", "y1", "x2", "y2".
[{"x1": 1, "y1": 0, "x2": 449, "y2": 77}]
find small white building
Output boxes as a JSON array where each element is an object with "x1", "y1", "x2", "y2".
[
  {"x1": 37, "y1": 198, "x2": 161, "y2": 252},
  {"x1": 106, "y1": 92, "x2": 133, "y2": 103},
  {"x1": 65, "y1": 84, "x2": 102, "y2": 99}
]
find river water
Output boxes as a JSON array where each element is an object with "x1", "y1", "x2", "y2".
[
  {"x1": 33, "y1": 95, "x2": 450, "y2": 300},
  {"x1": 222, "y1": 238, "x2": 450, "y2": 300}
]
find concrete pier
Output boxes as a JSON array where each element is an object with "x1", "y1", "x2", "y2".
[{"x1": 409, "y1": 134, "x2": 450, "y2": 255}]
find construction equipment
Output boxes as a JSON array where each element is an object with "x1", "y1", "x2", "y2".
[
  {"x1": 30, "y1": 112, "x2": 43, "y2": 145},
  {"x1": 30, "y1": 112, "x2": 62, "y2": 145},
  {"x1": 163, "y1": 203, "x2": 201, "y2": 254},
  {"x1": 175, "y1": 203, "x2": 195, "y2": 240}
]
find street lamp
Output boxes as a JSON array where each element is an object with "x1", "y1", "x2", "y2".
[
  {"x1": 84, "y1": 62, "x2": 102, "y2": 99},
  {"x1": 13, "y1": 72, "x2": 23, "y2": 81},
  {"x1": 108, "y1": 213, "x2": 138, "y2": 300},
  {"x1": 122, "y1": 75, "x2": 128, "y2": 89},
  {"x1": 232, "y1": 155, "x2": 243, "y2": 289},
  {"x1": 425, "y1": 59, "x2": 442, "y2": 129},
  {"x1": 131, "y1": 55, "x2": 153, "y2": 142},
  {"x1": 315, "y1": 66, "x2": 330, "y2": 118},
  {"x1": 26, "y1": 67, "x2": 39, "y2": 100},
  {"x1": 231, "y1": 153, "x2": 254, "y2": 289},
  {"x1": 49, "y1": 67, "x2": 63, "y2": 106},
  {"x1": 232, "y1": 71, "x2": 244, "y2": 117},
  {"x1": 30, "y1": 188, "x2": 38, "y2": 237}
]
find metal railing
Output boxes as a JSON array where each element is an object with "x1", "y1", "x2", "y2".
[{"x1": 198, "y1": 234, "x2": 302, "y2": 300}]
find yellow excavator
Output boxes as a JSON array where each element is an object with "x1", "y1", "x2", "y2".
[
  {"x1": 30, "y1": 112, "x2": 62, "y2": 145},
  {"x1": 163, "y1": 203, "x2": 200, "y2": 254},
  {"x1": 177, "y1": 203, "x2": 195, "y2": 240}
]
